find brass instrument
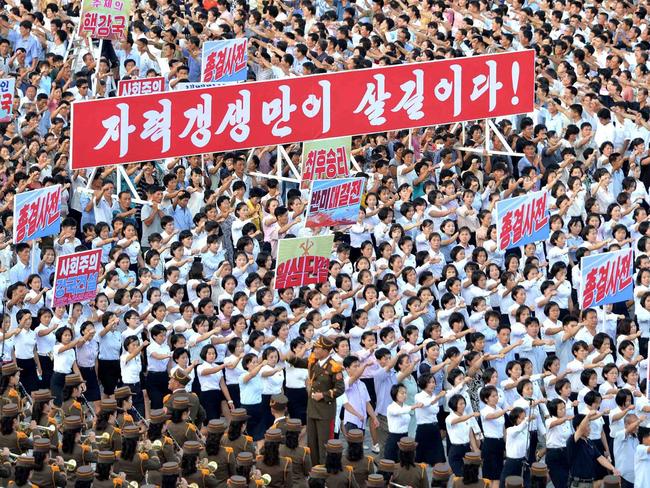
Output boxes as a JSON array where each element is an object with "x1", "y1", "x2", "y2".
[
  {"x1": 189, "y1": 484, "x2": 199, "y2": 488},
  {"x1": 150, "y1": 439, "x2": 163, "y2": 451},
  {"x1": 199, "y1": 459, "x2": 218, "y2": 473},
  {"x1": 19, "y1": 422, "x2": 56, "y2": 434},
  {"x1": 80, "y1": 432, "x2": 110, "y2": 443},
  {"x1": 63, "y1": 459, "x2": 77, "y2": 472}
]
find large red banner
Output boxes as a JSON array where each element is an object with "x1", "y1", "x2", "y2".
[{"x1": 71, "y1": 50, "x2": 535, "y2": 169}]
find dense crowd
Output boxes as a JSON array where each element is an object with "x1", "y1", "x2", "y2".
[{"x1": 3, "y1": 0, "x2": 650, "y2": 486}]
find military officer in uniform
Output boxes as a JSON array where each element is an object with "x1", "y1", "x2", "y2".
[
  {"x1": 9, "y1": 455, "x2": 36, "y2": 488},
  {"x1": 323, "y1": 439, "x2": 359, "y2": 488},
  {"x1": 367, "y1": 474, "x2": 387, "y2": 488},
  {"x1": 0, "y1": 363, "x2": 26, "y2": 414},
  {"x1": 256, "y1": 428, "x2": 293, "y2": 488},
  {"x1": 166, "y1": 395, "x2": 200, "y2": 447},
  {"x1": 165, "y1": 369, "x2": 206, "y2": 427},
  {"x1": 287, "y1": 336, "x2": 345, "y2": 465},
  {"x1": 269, "y1": 394, "x2": 288, "y2": 439},
  {"x1": 344, "y1": 429, "x2": 375, "y2": 488},
  {"x1": 59, "y1": 416, "x2": 97, "y2": 467},
  {"x1": 75, "y1": 465, "x2": 95, "y2": 486},
  {"x1": 94, "y1": 398, "x2": 122, "y2": 452},
  {"x1": 280, "y1": 418, "x2": 311, "y2": 488},
  {"x1": 0, "y1": 403, "x2": 32, "y2": 454},
  {"x1": 451, "y1": 452, "x2": 491, "y2": 488},
  {"x1": 391, "y1": 438, "x2": 428, "y2": 488}
]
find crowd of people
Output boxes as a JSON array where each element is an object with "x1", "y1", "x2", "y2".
[{"x1": 3, "y1": 0, "x2": 650, "y2": 485}]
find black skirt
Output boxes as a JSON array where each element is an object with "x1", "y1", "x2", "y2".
[
  {"x1": 285, "y1": 386, "x2": 307, "y2": 424},
  {"x1": 200, "y1": 389, "x2": 223, "y2": 422},
  {"x1": 16, "y1": 357, "x2": 38, "y2": 394},
  {"x1": 79, "y1": 366, "x2": 100, "y2": 402},
  {"x1": 38, "y1": 354, "x2": 53, "y2": 391},
  {"x1": 546, "y1": 447, "x2": 569, "y2": 488},
  {"x1": 146, "y1": 370, "x2": 170, "y2": 410},
  {"x1": 415, "y1": 423, "x2": 445, "y2": 465},
  {"x1": 500, "y1": 458, "x2": 527, "y2": 488},
  {"x1": 448, "y1": 442, "x2": 470, "y2": 476},
  {"x1": 481, "y1": 437, "x2": 505, "y2": 480},
  {"x1": 227, "y1": 383, "x2": 241, "y2": 409},
  {"x1": 98, "y1": 359, "x2": 120, "y2": 395},
  {"x1": 242, "y1": 402, "x2": 265, "y2": 441},
  {"x1": 385, "y1": 431, "x2": 408, "y2": 462}
]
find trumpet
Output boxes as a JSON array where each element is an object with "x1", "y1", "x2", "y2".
[
  {"x1": 199, "y1": 459, "x2": 218, "y2": 473},
  {"x1": 189, "y1": 485, "x2": 199, "y2": 488},
  {"x1": 80, "y1": 432, "x2": 111, "y2": 443},
  {"x1": 151, "y1": 439, "x2": 163, "y2": 451},
  {"x1": 63, "y1": 459, "x2": 77, "y2": 472},
  {"x1": 19, "y1": 422, "x2": 56, "y2": 433}
]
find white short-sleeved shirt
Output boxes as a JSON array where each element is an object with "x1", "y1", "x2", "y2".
[
  {"x1": 120, "y1": 352, "x2": 142, "y2": 384},
  {"x1": 260, "y1": 365, "x2": 284, "y2": 395},
  {"x1": 53, "y1": 344, "x2": 76, "y2": 374},
  {"x1": 197, "y1": 363, "x2": 222, "y2": 391},
  {"x1": 387, "y1": 402, "x2": 412, "y2": 434}
]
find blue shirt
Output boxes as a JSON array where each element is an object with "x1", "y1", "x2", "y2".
[
  {"x1": 173, "y1": 205, "x2": 193, "y2": 231},
  {"x1": 373, "y1": 367, "x2": 397, "y2": 416},
  {"x1": 239, "y1": 371, "x2": 262, "y2": 405},
  {"x1": 181, "y1": 48, "x2": 201, "y2": 82},
  {"x1": 13, "y1": 32, "x2": 41, "y2": 66}
]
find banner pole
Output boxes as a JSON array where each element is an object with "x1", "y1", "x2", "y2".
[{"x1": 93, "y1": 39, "x2": 104, "y2": 97}]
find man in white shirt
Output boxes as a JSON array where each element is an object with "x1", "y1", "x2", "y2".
[
  {"x1": 635, "y1": 427, "x2": 650, "y2": 488},
  {"x1": 9, "y1": 243, "x2": 31, "y2": 285}
]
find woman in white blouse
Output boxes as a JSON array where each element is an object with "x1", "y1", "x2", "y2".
[
  {"x1": 14, "y1": 308, "x2": 41, "y2": 394},
  {"x1": 197, "y1": 344, "x2": 231, "y2": 422},
  {"x1": 545, "y1": 398, "x2": 574, "y2": 488},
  {"x1": 51, "y1": 326, "x2": 86, "y2": 406},
  {"x1": 385, "y1": 383, "x2": 424, "y2": 462},
  {"x1": 413, "y1": 373, "x2": 446, "y2": 466},
  {"x1": 119, "y1": 335, "x2": 149, "y2": 418},
  {"x1": 480, "y1": 385, "x2": 510, "y2": 485},
  {"x1": 146, "y1": 324, "x2": 172, "y2": 409},
  {"x1": 223, "y1": 337, "x2": 246, "y2": 408},
  {"x1": 445, "y1": 393, "x2": 481, "y2": 476},
  {"x1": 260, "y1": 346, "x2": 285, "y2": 431}
]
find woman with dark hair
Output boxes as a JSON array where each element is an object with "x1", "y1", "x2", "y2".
[
  {"x1": 30, "y1": 438, "x2": 67, "y2": 488},
  {"x1": 391, "y1": 437, "x2": 429, "y2": 488},
  {"x1": 280, "y1": 419, "x2": 311, "y2": 488},
  {"x1": 93, "y1": 450, "x2": 118, "y2": 488},
  {"x1": 256, "y1": 428, "x2": 293, "y2": 488},
  {"x1": 182, "y1": 440, "x2": 218, "y2": 486},
  {"x1": 197, "y1": 344, "x2": 229, "y2": 422},
  {"x1": 113, "y1": 424, "x2": 160, "y2": 483},
  {"x1": 235, "y1": 451, "x2": 256, "y2": 484},
  {"x1": 146, "y1": 324, "x2": 172, "y2": 410},
  {"x1": 160, "y1": 461, "x2": 181, "y2": 488},
  {"x1": 0, "y1": 403, "x2": 29, "y2": 454},
  {"x1": 119, "y1": 335, "x2": 148, "y2": 419},
  {"x1": 239, "y1": 352, "x2": 267, "y2": 443},
  {"x1": 324, "y1": 439, "x2": 357, "y2": 488},
  {"x1": 12, "y1": 456, "x2": 36, "y2": 488},
  {"x1": 93, "y1": 399, "x2": 121, "y2": 451},
  {"x1": 479, "y1": 385, "x2": 509, "y2": 485},
  {"x1": 166, "y1": 396, "x2": 199, "y2": 447},
  {"x1": 30, "y1": 389, "x2": 58, "y2": 452},
  {"x1": 61, "y1": 373, "x2": 87, "y2": 423},
  {"x1": 413, "y1": 373, "x2": 446, "y2": 466},
  {"x1": 343, "y1": 429, "x2": 375, "y2": 488},
  {"x1": 545, "y1": 398, "x2": 572, "y2": 488},
  {"x1": 13, "y1": 308, "x2": 40, "y2": 395},
  {"x1": 60, "y1": 416, "x2": 97, "y2": 466},
  {"x1": 51, "y1": 326, "x2": 85, "y2": 407},
  {"x1": 75, "y1": 321, "x2": 101, "y2": 412},
  {"x1": 205, "y1": 419, "x2": 236, "y2": 486},
  {"x1": 385, "y1": 383, "x2": 424, "y2": 462},
  {"x1": 0, "y1": 362, "x2": 25, "y2": 413},
  {"x1": 284, "y1": 337, "x2": 308, "y2": 425},
  {"x1": 445, "y1": 394, "x2": 480, "y2": 476},
  {"x1": 222, "y1": 408, "x2": 254, "y2": 456}
]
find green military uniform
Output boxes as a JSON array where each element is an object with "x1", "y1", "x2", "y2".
[
  {"x1": 204, "y1": 419, "x2": 236, "y2": 488},
  {"x1": 32, "y1": 389, "x2": 60, "y2": 455},
  {"x1": 391, "y1": 438, "x2": 428, "y2": 488},
  {"x1": 183, "y1": 441, "x2": 219, "y2": 488},
  {"x1": 344, "y1": 430, "x2": 376, "y2": 488},
  {"x1": 165, "y1": 370, "x2": 206, "y2": 426},
  {"x1": 112, "y1": 425, "x2": 161, "y2": 483},
  {"x1": 30, "y1": 438, "x2": 67, "y2": 488},
  {"x1": 287, "y1": 337, "x2": 345, "y2": 465},
  {"x1": 8, "y1": 455, "x2": 37, "y2": 488},
  {"x1": 256, "y1": 429, "x2": 293, "y2": 488},
  {"x1": 310, "y1": 464, "x2": 359, "y2": 488},
  {"x1": 221, "y1": 433, "x2": 255, "y2": 457},
  {"x1": 92, "y1": 451, "x2": 121, "y2": 488},
  {"x1": 0, "y1": 403, "x2": 32, "y2": 454},
  {"x1": 279, "y1": 418, "x2": 311, "y2": 488}
]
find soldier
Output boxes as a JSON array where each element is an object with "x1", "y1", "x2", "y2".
[
  {"x1": 182, "y1": 440, "x2": 219, "y2": 487},
  {"x1": 147, "y1": 408, "x2": 177, "y2": 463},
  {"x1": 235, "y1": 452, "x2": 257, "y2": 484},
  {"x1": 0, "y1": 403, "x2": 32, "y2": 454},
  {"x1": 9, "y1": 455, "x2": 36, "y2": 488},
  {"x1": 269, "y1": 394, "x2": 289, "y2": 439},
  {"x1": 287, "y1": 336, "x2": 345, "y2": 465},
  {"x1": 256, "y1": 428, "x2": 292, "y2": 488},
  {"x1": 205, "y1": 418, "x2": 236, "y2": 488},
  {"x1": 61, "y1": 374, "x2": 89, "y2": 426},
  {"x1": 376, "y1": 458, "x2": 395, "y2": 485},
  {"x1": 30, "y1": 438, "x2": 67, "y2": 488},
  {"x1": 59, "y1": 416, "x2": 97, "y2": 467},
  {"x1": 391, "y1": 438, "x2": 428, "y2": 488},
  {"x1": 530, "y1": 462, "x2": 548, "y2": 488},
  {"x1": 0, "y1": 363, "x2": 25, "y2": 413},
  {"x1": 94, "y1": 398, "x2": 122, "y2": 452},
  {"x1": 343, "y1": 429, "x2": 375, "y2": 488},
  {"x1": 505, "y1": 476, "x2": 524, "y2": 488},
  {"x1": 74, "y1": 465, "x2": 95, "y2": 487},
  {"x1": 166, "y1": 395, "x2": 200, "y2": 447},
  {"x1": 431, "y1": 463, "x2": 453, "y2": 488},
  {"x1": 280, "y1": 418, "x2": 311, "y2": 488},
  {"x1": 161, "y1": 461, "x2": 182, "y2": 487},
  {"x1": 114, "y1": 386, "x2": 136, "y2": 429},
  {"x1": 93, "y1": 451, "x2": 120, "y2": 488},
  {"x1": 113, "y1": 424, "x2": 161, "y2": 483},
  {"x1": 451, "y1": 452, "x2": 490, "y2": 488},
  {"x1": 165, "y1": 369, "x2": 206, "y2": 427},
  {"x1": 222, "y1": 408, "x2": 255, "y2": 456},
  {"x1": 30, "y1": 389, "x2": 59, "y2": 454},
  {"x1": 366, "y1": 474, "x2": 387, "y2": 488},
  {"x1": 323, "y1": 439, "x2": 359, "y2": 488}
]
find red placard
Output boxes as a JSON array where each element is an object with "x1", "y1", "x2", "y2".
[
  {"x1": 71, "y1": 50, "x2": 535, "y2": 169},
  {"x1": 118, "y1": 77, "x2": 165, "y2": 96},
  {"x1": 52, "y1": 249, "x2": 103, "y2": 307}
]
